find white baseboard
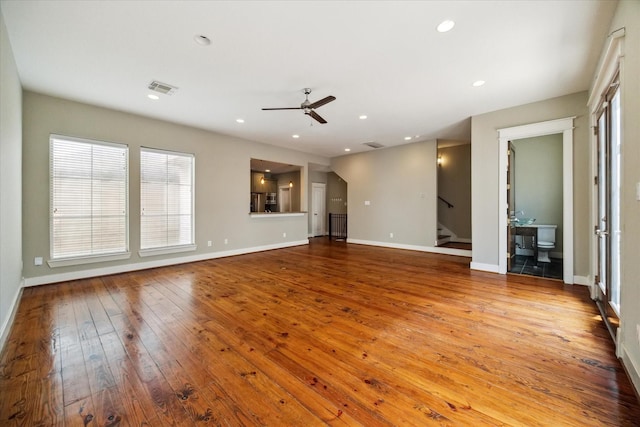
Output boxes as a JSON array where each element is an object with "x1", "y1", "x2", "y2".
[
  {"x1": 470, "y1": 262, "x2": 501, "y2": 274},
  {"x1": 621, "y1": 344, "x2": 640, "y2": 398},
  {"x1": 0, "y1": 279, "x2": 24, "y2": 354},
  {"x1": 347, "y1": 239, "x2": 471, "y2": 258},
  {"x1": 450, "y1": 237, "x2": 472, "y2": 244},
  {"x1": 23, "y1": 240, "x2": 309, "y2": 287},
  {"x1": 573, "y1": 275, "x2": 591, "y2": 286}
]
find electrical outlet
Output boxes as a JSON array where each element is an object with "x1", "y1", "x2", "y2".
[
  {"x1": 207, "y1": 240, "x2": 212, "y2": 247},
  {"x1": 34, "y1": 256, "x2": 43, "y2": 266},
  {"x1": 364, "y1": 200, "x2": 371, "y2": 206},
  {"x1": 224, "y1": 238, "x2": 228, "y2": 245},
  {"x1": 283, "y1": 232, "x2": 287, "y2": 238},
  {"x1": 389, "y1": 232, "x2": 394, "y2": 238}
]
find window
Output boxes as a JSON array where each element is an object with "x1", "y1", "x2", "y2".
[
  {"x1": 140, "y1": 148, "x2": 195, "y2": 255},
  {"x1": 50, "y1": 135, "x2": 129, "y2": 264}
]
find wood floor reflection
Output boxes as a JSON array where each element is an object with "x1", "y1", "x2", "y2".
[{"x1": 1, "y1": 238, "x2": 639, "y2": 426}]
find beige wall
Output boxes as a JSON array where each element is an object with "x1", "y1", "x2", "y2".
[
  {"x1": 471, "y1": 91, "x2": 590, "y2": 274},
  {"x1": 0, "y1": 9, "x2": 23, "y2": 345},
  {"x1": 604, "y1": 0, "x2": 640, "y2": 392},
  {"x1": 513, "y1": 134, "x2": 563, "y2": 254},
  {"x1": 331, "y1": 141, "x2": 437, "y2": 247},
  {"x1": 327, "y1": 172, "x2": 347, "y2": 215},
  {"x1": 21, "y1": 92, "x2": 330, "y2": 282},
  {"x1": 437, "y1": 143, "x2": 471, "y2": 239}
]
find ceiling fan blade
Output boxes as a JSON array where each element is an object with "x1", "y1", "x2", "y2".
[
  {"x1": 308, "y1": 95, "x2": 336, "y2": 109},
  {"x1": 307, "y1": 110, "x2": 327, "y2": 124},
  {"x1": 261, "y1": 107, "x2": 302, "y2": 110}
]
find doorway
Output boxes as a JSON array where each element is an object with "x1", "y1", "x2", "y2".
[
  {"x1": 497, "y1": 117, "x2": 575, "y2": 283},
  {"x1": 593, "y1": 73, "x2": 621, "y2": 341},
  {"x1": 507, "y1": 135, "x2": 564, "y2": 280},
  {"x1": 311, "y1": 183, "x2": 326, "y2": 237}
]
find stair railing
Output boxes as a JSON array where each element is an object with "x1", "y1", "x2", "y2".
[{"x1": 438, "y1": 196, "x2": 454, "y2": 208}]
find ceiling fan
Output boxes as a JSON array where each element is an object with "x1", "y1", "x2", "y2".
[{"x1": 262, "y1": 88, "x2": 336, "y2": 124}]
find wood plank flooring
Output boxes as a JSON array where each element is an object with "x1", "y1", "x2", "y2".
[{"x1": 1, "y1": 238, "x2": 639, "y2": 426}]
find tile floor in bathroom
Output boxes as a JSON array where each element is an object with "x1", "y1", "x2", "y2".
[{"x1": 510, "y1": 255, "x2": 563, "y2": 280}]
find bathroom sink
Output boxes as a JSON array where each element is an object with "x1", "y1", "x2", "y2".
[{"x1": 513, "y1": 217, "x2": 536, "y2": 226}]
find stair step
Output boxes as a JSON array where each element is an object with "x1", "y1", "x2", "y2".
[{"x1": 438, "y1": 234, "x2": 451, "y2": 239}]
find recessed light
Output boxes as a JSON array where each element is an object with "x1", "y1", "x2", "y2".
[
  {"x1": 147, "y1": 94, "x2": 159, "y2": 100},
  {"x1": 194, "y1": 35, "x2": 211, "y2": 46},
  {"x1": 292, "y1": 134, "x2": 300, "y2": 139},
  {"x1": 359, "y1": 115, "x2": 368, "y2": 120},
  {"x1": 236, "y1": 118, "x2": 245, "y2": 123},
  {"x1": 265, "y1": 169, "x2": 271, "y2": 172},
  {"x1": 473, "y1": 80, "x2": 486, "y2": 87},
  {"x1": 345, "y1": 148, "x2": 351, "y2": 152},
  {"x1": 404, "y1": 136, "x2": 412, "y2": 141},
  {"x1": 437, "y1": 20, "x2": 455, "y2": 33}
]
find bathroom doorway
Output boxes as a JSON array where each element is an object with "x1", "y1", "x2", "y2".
[
  {"x1": 497, "y1": 117, "x2": 575, "y2": 284},
  {"x1": 507, "y1": 135, "x2": 564, "y2": 279}
]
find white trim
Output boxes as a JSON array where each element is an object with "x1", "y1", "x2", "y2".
[
  {"x1": 347, "y1": 238, "x2": 471, "y2": 258},
  {"x1": 572, "y1": 275, "x2": 591, "y2": 286},
  {"x1": 621, "y1": 344, "x2": 640, "y2": 398},
  {"x1": 0, "y1": 281, "x2": 24, "y2": 353},
  {"x1": 587, "y1": 28, "x2": 625, "y2": 108},
  {"x1": 497, "y1": 117, "x2": 575, "y2": 284},
  {"x1": 470, "y1": 262, "x2": 501, "y2": 274},
  {"x1": 139, "y1": 244, "x2": 197, "y2": 258},
  {"x1": 24, "y1": 240, "x2": 309, "y2": 287},
  {"x1": 48, "y1": 251, "x2": 131, "y2": 268},
  {"x1": 450, "y1": 237, "x2": 472, "y2": 244},
  {"x1": 250, "y1": 212, "x2": 306, "y2": 218}
]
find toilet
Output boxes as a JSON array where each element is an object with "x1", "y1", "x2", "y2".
[{"x1": 536, "y1": 225, "x2": 557, "y2": 263}]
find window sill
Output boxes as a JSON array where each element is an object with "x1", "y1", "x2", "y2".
[
  {"x1": 138, "y1": 244, "x2": 197, "y2": 258},
  {"x1": 48, "y1": 251, "x2": 131, "y2": 268}
]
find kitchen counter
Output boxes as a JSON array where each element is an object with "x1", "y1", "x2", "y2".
[{"x1": 249, "y1": 212, "x2": 307, "y2": 218}]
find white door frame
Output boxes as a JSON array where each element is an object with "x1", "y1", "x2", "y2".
[{"x1": 497, "y1": 117, "x2": 575, "y2": 284}]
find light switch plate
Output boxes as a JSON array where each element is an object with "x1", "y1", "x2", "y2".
[{"x1": 34, "y1": 256, "x2": 43, "y2": 266}]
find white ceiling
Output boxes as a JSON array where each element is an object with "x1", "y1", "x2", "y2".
[{"x1": 1, "y1": 0, "x2": 616, "y2": 158}]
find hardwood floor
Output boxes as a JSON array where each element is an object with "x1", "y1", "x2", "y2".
[{"x1": 1, "y1": 238, "x2": 639, "y2": 426}]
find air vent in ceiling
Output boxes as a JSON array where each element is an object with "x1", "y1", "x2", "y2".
[
  {"x1": 363, "y1": 141, "x2": 385, "y2": 149},
  {"x1": 148, "y1": 80, "x2": 178, "y2": 95}
]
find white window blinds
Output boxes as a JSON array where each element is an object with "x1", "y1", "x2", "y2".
[
  {"x1": 140, "y1": 148, "x2": 194, "y2": 250},
  {"x1": 50, "y1": 135, "x2": 129, "y2": 260}
]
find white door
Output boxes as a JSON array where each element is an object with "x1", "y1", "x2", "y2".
[{"x1": 312, "y1": 183, "x2": 326, "y2": 236}]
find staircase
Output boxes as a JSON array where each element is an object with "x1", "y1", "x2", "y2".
[{"x1": 437, "y1": 223, "x2": 454, "y2": 246}]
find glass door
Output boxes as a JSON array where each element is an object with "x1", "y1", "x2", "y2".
[{"x1": 594, "y1": 74, "x2": 621, "y2": 339}]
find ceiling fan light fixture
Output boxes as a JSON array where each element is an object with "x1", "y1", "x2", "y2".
[{"x1": 262, "y1": 88, "x2": 335, "y2": 124}]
